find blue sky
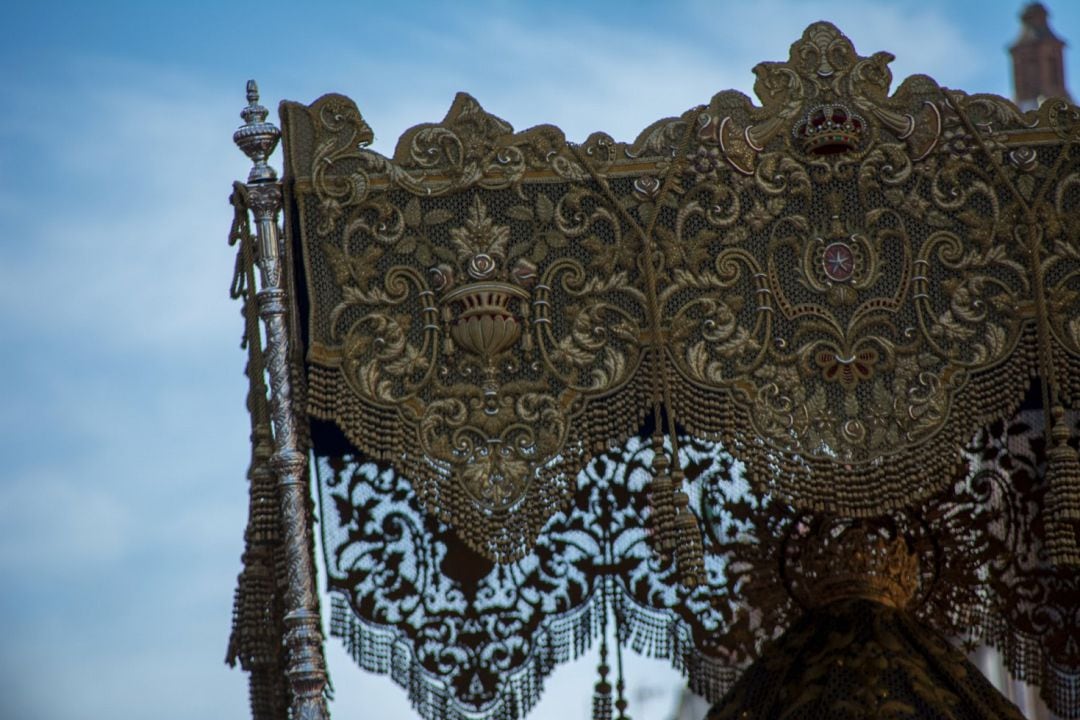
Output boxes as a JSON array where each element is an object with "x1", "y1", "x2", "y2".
[{"x1": 1, "y1": 1, "x2": 1077, "y2": 719}]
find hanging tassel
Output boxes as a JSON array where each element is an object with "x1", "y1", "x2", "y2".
[
  {"x1": 1045, "y1": 405, "x2": 1080, "y2": 565},
  {"x1": 614, "y1": 677, "x2": 629, "y2": 720},
  {"x1": 613, "y1": 597, "x2": 631, "y2": 720},
  {"x1": 592, "y1": 602, "x2": 613, "y2": 720},
  {"x1": 592, "y1": 664, "x2": 613, "y2": 720},
  {"x1": 672, "y1": 473, "x2": 707, "y2": 588},
  {"x1": 647, "y1": 433, "x2": 678, "y2": 559}
]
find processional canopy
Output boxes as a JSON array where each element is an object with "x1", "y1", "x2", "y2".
[{"x1": 228, "y1": 21, "x2": 1080, "y2": 720}]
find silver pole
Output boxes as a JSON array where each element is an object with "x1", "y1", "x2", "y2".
[{"x1": 234, "y1": 80, "x2": 330, "y2": 720}]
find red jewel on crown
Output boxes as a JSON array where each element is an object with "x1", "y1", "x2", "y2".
[{"x1": 795, "y1": 104, "x2": 865, "y2": 155}]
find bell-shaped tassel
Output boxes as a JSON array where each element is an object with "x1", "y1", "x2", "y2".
[
  {"x1": 592, "y1": 675, "x2": 613, "y2": 720},
  {"x1": 613, "y1": 591, "x2": 631, "y2": 720},
  {"x1": 647, "y1": 435, "x2": 677, "y2": 559},
  {"x1": 1045, "y1": 405, "x2": 1080, "y2": 566},
  {"x1": 673, "y1": 481, "x2": 707, "y2": 587}
]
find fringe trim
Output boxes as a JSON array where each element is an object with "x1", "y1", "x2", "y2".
[{"x1": 328, "y1": 582, "x2": 749, "y2": 720}]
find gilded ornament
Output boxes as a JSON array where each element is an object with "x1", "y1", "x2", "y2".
[
  {"x1": 230, "y1": 17, "x2": 1080, "y2": 720},
  {"x1": 230, "y1": 26, "x2": 1080, "y2": 719}
]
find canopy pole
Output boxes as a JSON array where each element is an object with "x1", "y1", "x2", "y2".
[{"x1": 235, "y1": 79, "x2": 331, "y2": 720}]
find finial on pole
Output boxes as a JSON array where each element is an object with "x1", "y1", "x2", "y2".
[{"x1": 234, "y1": 79, "x2": 281, "y2": 183}]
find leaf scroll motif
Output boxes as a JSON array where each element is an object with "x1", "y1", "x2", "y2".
[
  {"x1": 332, "y1": 266, "x2": 439, "y2": 406},
  {"x1": 917, "y1": 232, "x2": 1024, "y2": 367},
  {"x1": 449, "y1": 196, "x2": 509, "y2": 268},
  {"x1": 1045, "y1": 165, "x2": 1080, "y2": 359},
  {"x1": 667, "y1": 263, "x2": 768, "y2": 387},
  {"x1": 534, "y1": 261, "x2": 646, "y2": 395},
  {"x1": 529, "y1": 186, "x2": 647, "y2": 396},
  {"x1": 662, "y1": 120, "x2": 1030, "y2": 466}
]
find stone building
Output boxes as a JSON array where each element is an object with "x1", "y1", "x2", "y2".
[{"x1": 1011, "y1": 3, "x2": 1072, "y2": 110}]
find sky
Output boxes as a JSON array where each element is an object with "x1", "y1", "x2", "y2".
[{"x1": 0, "y1": 1, "x2": 1076, "y2": 719}]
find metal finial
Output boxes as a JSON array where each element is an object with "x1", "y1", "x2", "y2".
[{"x1": 234, "y1": 78, "x2": 280, "y2": 183}]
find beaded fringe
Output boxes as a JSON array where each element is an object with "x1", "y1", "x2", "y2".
[{"x1": 1045, "y1": 406, "x2": 1080, "y2": 565}]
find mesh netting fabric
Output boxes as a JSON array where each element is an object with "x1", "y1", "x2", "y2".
[
  {"x1": 315, "y1": 437, "x2": 750, "y2": 720},
  {"x1": 233, "y1": 19, "x2": 1080, "y2": 720},
  {"x1": 313, "y1": 419, "x2": 1080, "y2": 719},
  {"x1": 278, "y1": 23, "x2": 1080, "y2": 560}
]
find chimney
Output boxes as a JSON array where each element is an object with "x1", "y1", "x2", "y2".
[{"x1": 1010, "y1": 3, "x2": 1072, "y2": 110}]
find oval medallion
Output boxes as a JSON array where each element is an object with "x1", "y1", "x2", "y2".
[{"x1": 823, "y1": 242, "x2": 855, "y2": 282}]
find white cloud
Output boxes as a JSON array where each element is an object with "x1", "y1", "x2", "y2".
[
  {"x1": 0, "y1": 467, "x2": 132, "y2": 573},
  {"x1": 696, "y1": 0, "x2": 987, "y2": 91},
  {"x1": 0, "y1": 60, "x2": 256, "y2": 720},
  {"x1": 0, "y1": 2, "x2": 1055, "y2": 719},
  {"x1": 0, "y1": 59, "x2": 247, "y2": 361},
  {"x1": 316, "y1": 9, "x2": 754, "y2": 150},
  {"x1": 271, "y1": 0, "x2": 987, "y2": 159}
]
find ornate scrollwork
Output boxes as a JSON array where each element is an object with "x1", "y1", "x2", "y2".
[
  {"x1": 275, "y1": 19, "x2": 1080, "y2": 551},
  {"x1": 240, "y1": 21, "x2": 1080, "y2": 718},
  {"x1": 286, "y1": 92, "x2": 652, "y2": 559},
  {"x1": 230, "y1": 18, "x2": 1080, "y2": 720},
  {"x1": 654, "y1": 23, "x2": 1046, "y2": 514},
  {"x1": 313, "y1": 414, "x2": 1080, "y2": 720},
  {"x1": 318, "y1": 437, "x2": 747, "y2": 720}
]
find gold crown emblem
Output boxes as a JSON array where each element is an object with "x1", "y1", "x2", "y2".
[
  {"x1": 794, "y1": 104, "x2": 866, "y2": 155},
  {"x1": 786, "y1": 522, "x2": 920, "y2": 610}
]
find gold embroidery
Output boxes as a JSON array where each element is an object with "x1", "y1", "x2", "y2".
[{"x1": 277, "y1": 21, "x2": 1080, "y2": 566}]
